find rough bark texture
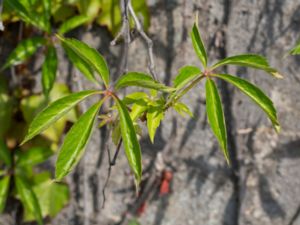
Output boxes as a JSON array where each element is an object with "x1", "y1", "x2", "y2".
[{"x1": 1, "y1": 0, "x2": 300, "y2": 225}]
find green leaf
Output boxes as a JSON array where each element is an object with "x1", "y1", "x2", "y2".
[
  {"x1": 15, "y1": 176, "x2": 43, "y2": 225},
  {"x1": 173, "y1": 66, "x2": 201, "y2": 90},
  {"x1": 2, "y1": 37, "x2": 46, "y2": 70},
  {"x1": 290, "y1": 41, "x2": 300, "y2": 55},
  {"x1": 41, "y1": 0, "x2": 51, "y2": 33},
  {"x1": 16, "y1": 147, "x2": 53, "y2": 167},
  {"x1": 0, "y1": 140, "x2": 12, "y2": 167},
  {"x1": 42, "y1": 46, "x2": 58, "y2": 96},
  {"x1": 213, "y1": 74, "x2": 280, "y2": 132},
  {"x1": 0, "y1": 176, "x2": 10, "y2": 213},
  {"x1": 114, "y1": 97, "x2": 142, "y2": 185},
  {"x1": 147, "y1": 107, "x2": 164, "y2": 143},
  {"x1": 55, "y1": 100, "x2": 104, "y2": 180},
  {"x1": 211, "y1": 54, "x2": 283, "y2": 79},
  {"x1": 22, "y1": 90, "x2": 99, "y2": 144},
  {"x1": 115, "y1": 72, "x2": 174, "y2": 92},
  {"x1": 24, "y1": 180, "x2": 69, "y2": 220},
  {"x1": 58, "y1": 15, "x2": 89, "y2": 35},
  {"x1": 191, "y1": 15, "x2": 207, "y2": 68},
  {"x1": 173, "y1": 102, "x2": 193, "y2": 117},
  {"x1": 205, "y1": 79, "x2": 229, "y2": 163},
  {"x1": 58, "y1": 35, "x2": 110, "y2": 87},
  {"x1": 62, "y1": 43, "x2": 96, "y2": 83}
]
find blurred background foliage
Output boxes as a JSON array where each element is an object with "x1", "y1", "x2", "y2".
[{"x1": 0, "y1": 0, "x2": 149, "y2": 224}]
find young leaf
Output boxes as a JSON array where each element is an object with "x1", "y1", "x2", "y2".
[
  {"x1": 55, "y1": 100, "x2": 104, "y2": 180},
  {"x1": 115, "y1": 72, "x2": 174, "y2": 92},
  {"x1": 62, "y1": 43, "x2": 96, "y2": 83},
  {"x1": 205, "y1": 79, "x2": 229, "y2": 163},
  {"x1": 147, "y1": 107, "x2": 164, "y2": 143},
  {"x1": 15, "y1": 176, "x2": 43, "y2": 225},
  {"x1": 114, "y1": 97, "x2": 142, "y2": 185},
  {"x1": 22, "y1": 90, "x2": 100, "y2": 144},
  {"x1": 58, "y1": 36, "x2": 110, "y2": 87},
  {"x1": 16, "y1": 147, "x2": 53, "y2": 167},
  {"x1": 173, "y1": 102, "x2": 194, "y2": 117},
  {"x1": 58, "y1": 15, "x2": 90, "y2": 35},
  {"x1": 213, "y1": 74, "x2": 280, "y2": 132},
  {"x1": 191, "y1": 15, "x2": 207, "y2": 68},
  {"x1": 42, "y1": 46, "x2": 58, "y2": 96},
  {"x1": 0, "y1": 176, "x2": 10, "y2": 213},
  {"x1": 1, "y1": 37, "x2": 46, "y2": 70},
  {"x1": 211, "y1": 54, "x2": 283, "y2": 79},
  {"x1": 173, "y1": 66, "x2": 201, "y2": 90},
  {"x1": 0, "y1": 140, "x2": 11, "y2": 167}
]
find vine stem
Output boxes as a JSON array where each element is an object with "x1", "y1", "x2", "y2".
[{"x1": 164, "y1": 74, "x2": 205, "y2": 110}]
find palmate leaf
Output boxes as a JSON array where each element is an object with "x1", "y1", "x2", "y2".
[
  {"x1": 173, "y1": 66, "x2": 201, "y2": 90},
  {"x1": 191, "y1": 14, "x2": 207, "y2": 68},
  {"x1": 115, "y1": 72, "x2": 174, "y2": 92},
  {"x1": 213, "y1": 74, "x2": 280, "y2": 132},
  {"x1": 211, "y1": 54, "x2": 283, "y2": 79},
  {"x1": 1, "y1": 37, "x2": 46, "y2": 70},
  {"x1": 58, "y1": 36, "x2": 110, "y2": 87},
  {"x1": 22, "y1": 90, "x2": 100, "y2": 144},
  {"x1": 0, "y1": 176, "x2": 10, "y2": 213},
  {"x1": 58, "y1": 15, "x2": 90, "y2": 35},
  {"x1": 205, "y1": 79, "x2": 229, "y2": 164},
  {"x1": 55, "y1": 100, "x2": 104, "y2": 180},
  {"x1": 114, "y1": 97, "x2": 142, "y2": 185},
  {"x1": 42, "y1": 46, "x2": 58, "y2": 96},
  {"x1": 15, "y1": 176, "x2": 43, "y2": 225}
]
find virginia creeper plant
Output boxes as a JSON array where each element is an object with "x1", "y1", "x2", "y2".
[{"x1": 0, "y1": 0, "x2": 284, "y2": 224}]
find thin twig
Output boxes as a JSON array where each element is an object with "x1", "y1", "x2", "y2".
[
  {"x1": 111, "y1": 0, "x2": 131, "y2": 76},
  {"x1": 128, "y1": 2, "x2": 158, "y2": 81},
  {"x1": 102, "y1": 139, "x2": 122, "y2": 208}
]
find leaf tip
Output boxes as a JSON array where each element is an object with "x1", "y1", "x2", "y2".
[{"x1": 271, "y1": 71, "x2": 284, "y2": 79}]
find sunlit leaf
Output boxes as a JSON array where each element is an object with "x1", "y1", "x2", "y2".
[
  {"x1": 205, "y1": 79, "x2": 229, "y2": 163},
  {"x1": 22, "y1": 90, "x2": 99, "y2": 144},
  {"x1": 191, "y1": 15, "x2": 207, "y2": 68},
  {"x1": 55, "y1": 100, "x2": 104, "y2": 180},
  {"x1": 42, "y1": 46, "x2": 58, "y2": 96},
  {"x1": 147, "y1": 106, "x2": 164, "y2": 143},
  {"x1": 58, "y1": 15, "x2": 89, "y2": 34},
  {"x1": 213, "y1": 74, "x2": 280, "y2": 132},
  {"x1": 0, "y1": 176, "x2": 10, "y2": 213},
  {"x1": 211, "y1": 54, "x2": 283, "y2": 79},
  {"x1": 15, "y1": 176, "x2": 43, "y2": 225},
  {"x1": 1, "y1": 37, "x2": 46, "y2": 70},
  {"x1": 173, "y1": 66, "x2": 201, "y2": 90},
  {"x1": 62, "y1": 43, "x2": 96, "y2": 83},
  {"x1": 173, "y1": 102, "x2": 193, "y2": 117},
  {"x1": 58, "y1": 35, "x2": 110, "y2": 87},
  {"x1": 114, "y1": 97, "x2": 142, "y2": 185},
  {"x1": 115, "y1": 72, "x2": 174, "y2": 92}
]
